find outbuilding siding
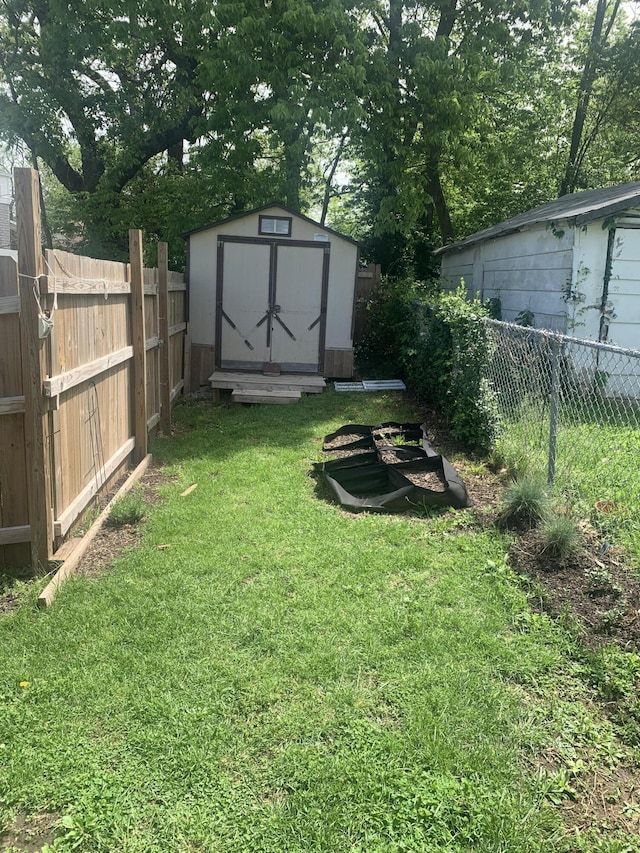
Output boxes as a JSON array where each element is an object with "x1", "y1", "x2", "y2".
[{"x1": 441, "y1": 225, "x2": 574, "y2": 331}]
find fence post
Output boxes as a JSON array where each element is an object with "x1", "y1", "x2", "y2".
[
  {"x1": 15, "y1": 167, "x2": 54, "y2": 571},
  {"x1": 547, "y1": 336, "x2": 560, "y2": 486},
  {"x1": 129, "y1": 229, "x2": 148, "y2": 463},
  {"x1": 158, "y1": 241, "x2": 171, "y2": 434}
]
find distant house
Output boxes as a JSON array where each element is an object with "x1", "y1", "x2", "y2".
[
  {"x1": 0, "y1": 170, "x2": 15, "y2": 258},
  {"x1": 436, "y1": 183, "x2": 640, "y2": 352}
]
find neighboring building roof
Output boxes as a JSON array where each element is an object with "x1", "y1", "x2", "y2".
[
  {"x1": 183, "y1": 202, "x2": 359, "y2": 246},
  {"x1": 435, "y1": 182, "x2": 640, "y2": 255}
]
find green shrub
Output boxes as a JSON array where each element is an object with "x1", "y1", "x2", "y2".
[
  {"x1": 108, "y1": 488, "x2": 146, "y2": 526},
  {"x1": 356, "y1": 280, "x2": 498, "y2": 453},
  {"x1": 354, "y1": 277, "x2": 423, "y2": 379}
]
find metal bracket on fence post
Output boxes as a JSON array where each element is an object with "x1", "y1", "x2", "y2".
[{"x1": 548, "y1": 337, "x2": 560, "y2": 486}]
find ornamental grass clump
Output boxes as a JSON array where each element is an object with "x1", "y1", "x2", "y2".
[
  {"x1": 540, "y1": 515, "x2": 582, "y2": 559},
  {"x1": 498, "y1": 476, "x2": 551, "y2": 529}
]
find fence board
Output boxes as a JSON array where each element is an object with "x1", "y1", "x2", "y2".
[
  {"x1": 0, "y1": 295, "x2": 20, "y2": 314},
  {"x1": 54, "y1": 437, "x2": 136, "y2": 537},
  {"x1": 0, "y1": 256, "x2": 30, "y2": 569},
  {"x1": 43, "y1": 249, "x2": 130, "y2": 296},
  {"x1": 1, "y1": 175, "x2": 186, "y2": 571},
  {"x1": 16, "y1": 168, "x2": 53, "y2": 568},
  {"x1": 353, "y1": 263, "x2": 381, "y2": 345},
  {"x1": 45, "y1": 346, "x2": 134, "y2": 397},
  {"x1": 55, "y1": 361, "x2": 133, "y2": 522},
  {"x1": 129, "y1": 230, "x2": 148, "y2": 463}
]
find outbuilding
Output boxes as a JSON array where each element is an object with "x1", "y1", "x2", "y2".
[
  {"x1": 437, "y1": 183, "x2": 640, "y2": 349},
  {"x1": 185, "y1": 204, "x2": 359, "y2": 399}
]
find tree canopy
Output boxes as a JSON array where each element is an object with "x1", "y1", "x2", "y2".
[{"x1": 1, "y1": 0, "x2": 638, "y2": 270}]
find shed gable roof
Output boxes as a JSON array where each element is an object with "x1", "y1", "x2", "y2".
[
  {"x1": 183, "y1": 203, "x2": 359, "y2": 246},
  {"x1": 436, "y1": 182, "x2": 640, "y2": 255}
]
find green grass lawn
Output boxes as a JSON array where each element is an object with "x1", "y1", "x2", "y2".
[{"x1": 0, "y1": 391, "x2": 636, "y2": 852}]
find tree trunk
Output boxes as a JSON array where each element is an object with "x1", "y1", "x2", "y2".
[
  {"x1": 559, "y1": 0, "x2": 619, "y2": 196},
  {"x1": 320, "y1": 132, "x2": 348, "y2": 225},
  {"x1": 426, "y1": 164, "x2": 453, "y2": 243}
]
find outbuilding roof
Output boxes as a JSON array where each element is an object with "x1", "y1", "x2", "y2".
[
  {"x1": 435, "y1": 182, "x2": 640, "y2": 255},
  {"x1": 183, "y1": 202, "x2": 359, "y2": 246}
]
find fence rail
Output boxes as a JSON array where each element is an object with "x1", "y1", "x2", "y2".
[
  {"x1": 482, "y1": 318, "x2": 640, "y2": 557},
  {"x1": 0, "y1": 168, "x2": 186, "y2": 573}
]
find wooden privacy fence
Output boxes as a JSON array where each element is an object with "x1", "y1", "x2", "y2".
[
  {"x1": 353, "y1": 263, "x2": 381, "y2": 345},
  {"x1": 0, "y1": 168, "x2": 186, "y2": 573}
]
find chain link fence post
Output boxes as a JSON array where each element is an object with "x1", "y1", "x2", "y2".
[{"x1": 547, "y1": 336, "x2": 560, "y2": 487}]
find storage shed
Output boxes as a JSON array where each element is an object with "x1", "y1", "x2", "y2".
[
  {"x1": 437, "y1": 183, "x2": 640, "y2": 350},
  {"x1": 185, "y1": 204, "x2": 359, "y2": 398}
]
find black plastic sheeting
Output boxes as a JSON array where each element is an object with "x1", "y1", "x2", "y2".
[{"x1": 314, "y1": 422, "x2": 471, "y2": 513}]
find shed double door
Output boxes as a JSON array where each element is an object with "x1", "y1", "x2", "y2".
[{"x1": 216, "y1": 237, "x2": 329, "y2": 373}]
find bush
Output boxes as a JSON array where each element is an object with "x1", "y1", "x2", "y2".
[
  {"x1": 356, "y1": 281, "x2": 498, "y2": 453},
  {"x1": 354, "y1": 277, "x2": 423, "y2": 380}
]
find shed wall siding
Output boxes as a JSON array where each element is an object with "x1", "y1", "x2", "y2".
[
  {"x1": 325, "y1": 246, "x2": 357, "y2": 348},
  {"x1": 188, "y1": 229, "x2": 218, "y2": 347},
  {"x1": 607, "y1": 226, "x2": 640, "y2": 350},
  {"x1": 570, "y1": 222, "x2": 608, "y2": 340},
  {"x1": 440, "y1": 255, "x2": 475, "y2": 293},
  {"x1": 440, "y1": 225, "x2": 574, "y2": 330}
]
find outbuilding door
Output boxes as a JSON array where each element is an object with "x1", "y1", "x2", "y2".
[
  {"x1": 604, "y1": 228, "x2": 640, "y2": 350},
  {"x1": 216, "y1": 237, "x2": 330, "y2": 373}
]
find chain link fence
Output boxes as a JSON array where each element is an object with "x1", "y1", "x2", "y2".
[{"x1": 482, "y1": 319, "x2": 640, "y2": 558}]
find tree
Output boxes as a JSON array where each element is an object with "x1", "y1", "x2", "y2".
[
  {"x1": 559, "y1": 1, "x2": 640, "y2": 195},
  {"x1": 347, "y1": 0, "x2": 572, "y2": 272},
  {"x1": 0, "y1": 0, "x2": 254, "y2": 253},
  {"x1": 0, "y1": 0, "x2": 368, "y2": 252},
  {"x1": 215, "y1": 0, "x2": 367, "y2": 212}
]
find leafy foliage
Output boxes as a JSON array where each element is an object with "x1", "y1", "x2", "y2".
[
  {"x1": 2, "y1": 0, "x2": 640, "y2": 267},
  {"x1": 357, "y1": 281, "x2": 498, "y2": 452}
]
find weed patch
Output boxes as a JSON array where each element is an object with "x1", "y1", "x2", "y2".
[{"x1": 107, "y1": 487, "x2": 146, "y2": 527}]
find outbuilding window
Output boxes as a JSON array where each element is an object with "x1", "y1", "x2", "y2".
[{"x1": 259, "y1": 215, "x2": 292, "y2": 237}]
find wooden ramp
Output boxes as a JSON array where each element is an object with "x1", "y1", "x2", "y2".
[{"x1": 209, "y1": 371, "x2": 325, "y2": 404}]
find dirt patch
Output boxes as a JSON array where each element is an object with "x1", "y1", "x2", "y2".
[
  {"x1": 76, "y1": 523, "x2": 144, "y2": 579},
  {"x1": 561, "y1": 763, "x2": 640, "y2": 840},
  {"x1": 324, "y1": 432, "x2": 372, "y2": 450},
  {"x1": 454, "y1": 460, "x2": 506, "y2": 515},
  {"x1": 0, "y1": 465, "x2": 176, "y2": 608},
  {"x1": 400, "y1": 469, "x2": 447, "y2": 492},
  {"x1": 0, "y1": 590, "x2": 21, "y2": 617},
  {"x1": 509, "y1": 526, "x2": 640, "y2": 651},
  {"x1": 378, "y1": 448, "x2": 422, "y2": 465},
  {"x1": 76, "y1": 464, "x2": 175, "y2": 580},
  {"x1": 0, "y1": 811, "x2": 59, "y2": 851},
  {"x1": 324, "y1": 447, "x2": 374, "y2": 460}
]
